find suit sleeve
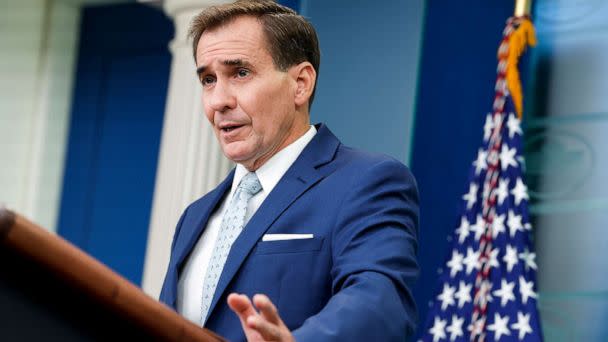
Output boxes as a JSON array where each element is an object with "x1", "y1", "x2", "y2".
[{"x1": 292, "y1": 159, "x2": 420, "y2": 341}]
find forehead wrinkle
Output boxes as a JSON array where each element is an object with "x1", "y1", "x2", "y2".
[
  {"x1": 200, "y1": 37, "x2": 257, "y2": 53},
  {"x1": 197, "y1": 44, "x2": 265, "y2": 71}
]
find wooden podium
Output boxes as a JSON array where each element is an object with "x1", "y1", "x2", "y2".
[{"x1": 0, "y1": 209, "x2": 224, "y2": 341}]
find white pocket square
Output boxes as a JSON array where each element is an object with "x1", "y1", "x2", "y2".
[{"x1": 262, "y1": 234, "x2": 314, "y2": 242}]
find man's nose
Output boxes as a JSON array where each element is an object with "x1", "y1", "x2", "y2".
[{"x1": 207, "y1": 80, "x2": 236, "y2": 113}]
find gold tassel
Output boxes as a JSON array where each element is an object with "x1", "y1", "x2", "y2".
[{"x1": 503, "y1": 18, "x2": 537, "y2": 118}]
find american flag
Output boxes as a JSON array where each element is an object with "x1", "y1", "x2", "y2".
[{"x1": 420, "y1": 17, "x2": 543, "y2": 342}]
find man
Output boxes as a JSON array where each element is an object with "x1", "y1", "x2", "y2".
[{"x1": 159, "y1": 1, "x2": 420, "y2": 341}]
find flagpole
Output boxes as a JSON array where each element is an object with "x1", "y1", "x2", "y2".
[{"x1": 514, "y1": 0, "x2": 532, "y2": 16}]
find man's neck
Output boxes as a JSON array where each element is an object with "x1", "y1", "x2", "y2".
[{"x1": 246, "y1": 116, "x2": 311, "y2": 171}]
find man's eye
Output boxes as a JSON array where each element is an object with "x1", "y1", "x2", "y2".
[
  {"x1": 201, "y1": 76, "x2": 215, "y2": 86},
  {"x1": 236, "y1": 69, "x2": 250, "y2": 78}
]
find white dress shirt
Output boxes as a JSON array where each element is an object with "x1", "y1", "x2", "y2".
[{"x1": 177, "y1": 125, "x2": 317, "y2": 324}]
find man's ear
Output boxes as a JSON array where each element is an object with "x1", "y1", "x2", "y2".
[{"x1": 291, "y1": 62, "x2": 316, "y2": 107}]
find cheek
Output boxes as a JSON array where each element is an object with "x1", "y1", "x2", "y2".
[
  {"x1": 242, "y1": 79, "x2": 292, "y2": 130},
  {"x1": 203, "y1": 105, "x2": 214, "y2": 124}
]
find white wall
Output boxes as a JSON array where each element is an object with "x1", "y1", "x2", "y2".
[{"x1": 0, "y1": 0, "x2": 80, "y2": 231}]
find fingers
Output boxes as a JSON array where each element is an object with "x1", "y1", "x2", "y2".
[
  {"x1": 247, "y1": 314, "x2": 283, "y2": 341},
  {"x1": 227, "y1": 293, "x2": 257, "y2": 322},
  {"x1": 228, "y1": 293, "x2": 292, "y2": 342},
  {"x1": 253, "y1": 294, "x2": 281, "y2": 325}
]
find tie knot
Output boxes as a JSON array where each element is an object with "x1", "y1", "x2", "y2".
[{"x1": 238, "y1": 172, "x2": 262, "y2": 197}]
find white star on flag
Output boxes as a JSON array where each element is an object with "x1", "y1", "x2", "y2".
[
  {"x1": 503, "y1": 244, "x2": 519, "y2": 273},
  {"x1": 437, "y1": 284, "x2": 456, "y2": 310},
  {"x1": 506, "y1": 113, "x2": 523, "y2": 138},
  {"x1": 496, "y1": 177, "x2": 510, "y2": 205},
  {"x1": 493, "y1": 279, "x2": 516, "y2": 307},
  {"x1": 463, "y1": 183, "x2": 479, "y2": 209},
  {"x1": 471, "y1": 214, "x2": 486, "y2": 241},
  {"x1": 519, "y1": 248, "x2": 537, "y2": 271},
  {"x1": 507, "y1": 210, "x2": 525, "y2": 237},
  {"x1": 488, "y1": 313, "x2": 511, "y2": 340},
  {"x1": 511, "y1": 178, "x2": 529, "y2": 205},
  {"x1": 429, "y1": 317, "x2": 447, "y2": 342},
  {"x1": 455, "y1": 281, "x2": 472, "y2": 308},
  {"x1": 499, "y1": 143, "x2": 518, "y2": 170},
  {"x1": 491, "y1": 213, "x2": 506, "y2": 238},
  {"x1": 463, "y1": 247, "x2": 481, "y2": 274},
  {"x1": 519, "y1": 276, "x2": 538, "y2": 304},
  {"x1": 488, "y1": 247, "x2": 500, "y2": 269},
  {"x1": 447, "y1": 315, "x2": 465, "y2": 341},
  {"x1": 512, "y1": 312, "x2": 533, "y2": 340},
  {"x1": 473, "y1": 148, "x2": 488, "y2": 175},
  {"x1": 446, "y1": 250, "x2": 464, "y2": 277},
  {"x1": 455, "y1": 216, "x2": 470, "y2": 243}
]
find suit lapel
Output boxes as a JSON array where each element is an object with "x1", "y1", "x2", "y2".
[
  {"x1": 207, "y1": 124, "x2": 340, "y2": 316},
  {"x1": 175, "y1": 170, "x2": 235, "y2": 272}
]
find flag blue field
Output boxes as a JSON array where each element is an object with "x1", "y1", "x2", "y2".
[{"x1": 420, "y1": 17, "x2": 542, "y2": 342}]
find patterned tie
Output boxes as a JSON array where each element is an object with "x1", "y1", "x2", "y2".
[{"x1": 200, "y1": 172, "x2": 262, "y2": 324}]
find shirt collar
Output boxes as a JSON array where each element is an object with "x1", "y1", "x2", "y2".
[{"x1": 231, "y1": 125, "x2": 317, "y2": 194}]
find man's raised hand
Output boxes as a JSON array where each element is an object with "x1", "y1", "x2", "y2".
[{"x1": 227, "y1": 293, "x2": 295, "y2": 342}]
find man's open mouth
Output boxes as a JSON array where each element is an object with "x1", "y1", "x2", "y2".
[{"x1": 221, "y1": 124, "x2": 244, "y2": 132}]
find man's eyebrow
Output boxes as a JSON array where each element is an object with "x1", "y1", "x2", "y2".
[
  {"x1": 196, "y1": 59, "x2": 251, "y2": 76},
  {"x1": 223, "y1": 59, "x2": 250, "y2": 67}
]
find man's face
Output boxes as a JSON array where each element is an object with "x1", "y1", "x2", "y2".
[{"x1": 196, "y1": 16, "x2": 306, "y2": 170}]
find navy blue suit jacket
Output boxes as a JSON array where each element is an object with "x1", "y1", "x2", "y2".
[{"x1": 160, "y1": 124, "x2": 420, "y2": 341}]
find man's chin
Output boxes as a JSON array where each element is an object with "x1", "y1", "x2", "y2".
[{"x1": 222, "y1": 147, "x2": 253, "y2": 165}]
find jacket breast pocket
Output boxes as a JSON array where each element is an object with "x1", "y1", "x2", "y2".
[{"x1": 253, "y1": 237, "x2": 324, "y2": 255}]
